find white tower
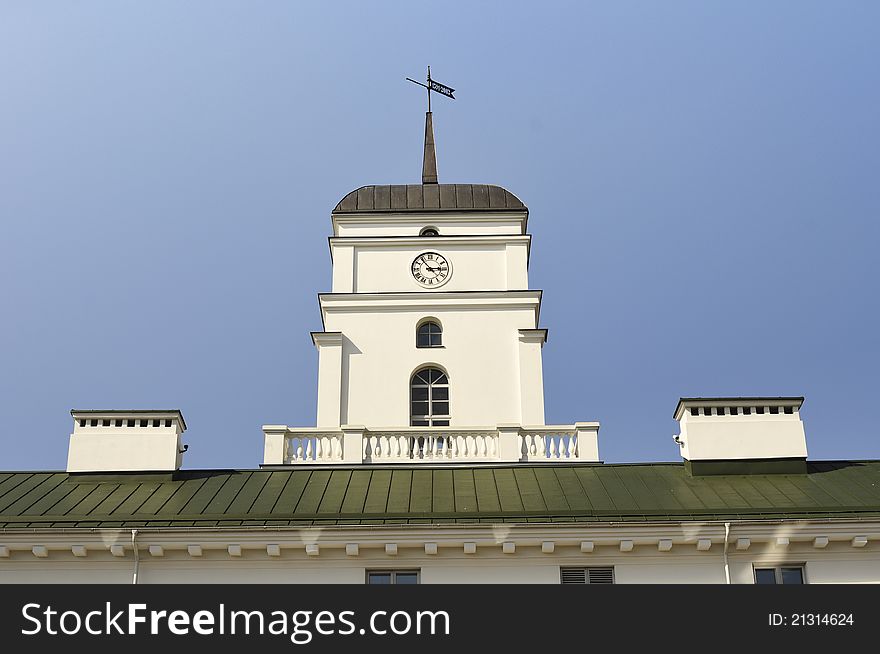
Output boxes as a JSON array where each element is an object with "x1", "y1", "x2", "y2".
[
  {"x1": 263, "y1": 112, "x2": 599, "y2": 465},
  {"x1": 317, "y1": 114, "x2": 543, "y2": 429}
]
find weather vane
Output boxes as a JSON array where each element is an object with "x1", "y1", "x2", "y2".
[{"x1": 406, "y1": 66, "x2": 455, "y2": 112}]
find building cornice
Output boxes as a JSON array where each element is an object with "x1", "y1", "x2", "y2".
[{"x1": 1, "y1": 519, "x2": 877, "y2": 561}]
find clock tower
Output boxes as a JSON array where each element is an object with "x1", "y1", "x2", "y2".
[{"x1": 262, "y1": 110, "x2": 599, "y2": 464}]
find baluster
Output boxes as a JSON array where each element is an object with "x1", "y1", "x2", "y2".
[{"x1": 389, "y1": 434, "x2": 398, "y2": 459}]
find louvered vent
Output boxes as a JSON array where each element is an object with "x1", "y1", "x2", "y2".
[{"x1": 560, "y1": 567, "x2": 614, "y2": 584}]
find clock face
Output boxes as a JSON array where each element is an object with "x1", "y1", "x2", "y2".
[{"x1": 411, "y1": 252, "x2": 451, "y2": 288}]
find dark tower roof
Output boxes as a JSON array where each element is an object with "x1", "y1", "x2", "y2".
[{"x1": 333, "y1": 184, "x2": 526, "y2": 213}]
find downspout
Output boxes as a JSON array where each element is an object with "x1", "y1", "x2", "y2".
[
  {"x1": 723, "y1": 522, "x2": 731, "y2": 584},
  {"x1": 131, "y1": 529, "x2": 140, "y2": 585}
]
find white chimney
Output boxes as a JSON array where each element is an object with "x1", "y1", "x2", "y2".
[
  {"x1": 673, "y1": 398, "x2": 807, "y2": 474},
  {"x1": 67, "y1": 410, "x2": 187, "y2": 473}
]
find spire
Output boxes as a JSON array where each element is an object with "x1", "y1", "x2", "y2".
[{"x1": 422, "y1": 111, "x2": 438, "y2": 184}]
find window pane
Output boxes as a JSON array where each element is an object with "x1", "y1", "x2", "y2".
[
  {"x1": 416, "y1": 334, "x2": 431, "y2": 348},
  {"x1": 755, "y1": 569, "x2": 777, "y2": 585},
  {"x1": 395, "y1": 573, "x2": 419, "y2": 585},
  {"x1": 432, "y1": 387, "x2": 448, "y2": 401},
  {"x1": 368, "y1": 573, "x2": 392, "y2": 585},
  {"x1": 417, "y1": 324, "x2": 431, "y2": 335},
  {"x1": 411, "y1": 402, "x2": 429, "y2": 416},
  {"x1": 432, "y1": 401, "x2": 449, "y2": 415},
  {"x1": 781, "y1": 568, "x2": 804, "y2": 585},
  {"x1": 411, "y1": 387, "x2": 428, "y2": 401},
  {"x1": 414, "y1": 370, "x2": 431, "y2": 384},
  {"x1": 429, "y1": 334, "x2": 442, "y2": 346},
  {"x1": 411, "y1": 420, "x2": 429, "y2": 426},
  {"x1": 433, "y1": 372, "x2": 448, "y2": 384},
  {"x1": 432, "y1": 420, "x2": 449, "y2": 427}
]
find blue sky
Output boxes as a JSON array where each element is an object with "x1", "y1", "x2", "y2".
[{"x1": 1, "y1": 2, "x2": 877, "y2": 469}]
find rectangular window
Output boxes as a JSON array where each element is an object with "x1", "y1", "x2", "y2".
[
  {"x1": 754, "y1": 565, "x2": 805, "y2": 584},
  {"x1": 560, "y1": 567, "x2": 614, "y2": 584},
  {"x1": 367, "y1": 570, "x2": 420, "y2": 585}
]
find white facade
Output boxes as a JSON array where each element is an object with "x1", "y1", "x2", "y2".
[{"x1": 311, "y1": 204, "x2": 549, "y2": 432}]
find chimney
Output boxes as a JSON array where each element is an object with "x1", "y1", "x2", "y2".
[
  {"x1": 673, "y1": 397, "x2": 807, "y2": 475},
  {"x1": 67, "y1": 410, "x2": 187, "y2": 473}
]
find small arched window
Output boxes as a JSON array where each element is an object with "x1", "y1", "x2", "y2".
[
  {"x1": 410, "y1": 368, "x2": 449, "y2": 426},
  {"x1": 416, "y1": 321, "x2": 442, "y2": 348},
  {"x1": 420, "y1": 227, "x2": 439, "y2": 236}
]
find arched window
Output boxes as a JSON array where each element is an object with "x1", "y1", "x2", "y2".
[
  {"x1": 420, "y1": 227, "x2": 439, "y2": 236},
  {"x1": 410, "y1": 368, "x2": 449, "y2": 426},
  {"x1": 416, "y1": 320, "x2": 442, "y2": 348}
]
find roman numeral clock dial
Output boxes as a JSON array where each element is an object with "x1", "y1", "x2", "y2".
[{"x1": 411, "y1": 252, "x2": 451, "y2": 288}]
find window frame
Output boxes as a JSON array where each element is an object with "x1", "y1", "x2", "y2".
[
  {"x1": 410, "y1": 367, "x2": 450, "y2": 427},
  {"x1": 416, "y1": 320, "x2": 443, "y2": 348},
  {"x1": 366, "y1": 569, "x2": 421, "y2": 585},
  {"x1": 753, "y1": 564, "x2": 807, "y2": 585}
]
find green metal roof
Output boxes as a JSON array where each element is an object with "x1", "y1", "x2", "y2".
[{"x1": 1, "y1": 462, "x2": 879, "y2": 528}]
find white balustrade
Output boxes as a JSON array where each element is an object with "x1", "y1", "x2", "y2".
[
  {"x1": 284, "y1": 432, "x2": 343, "y2": 463},
  {"x1": 268, "y1": 423, "x2": 600, "y2": 465}
]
